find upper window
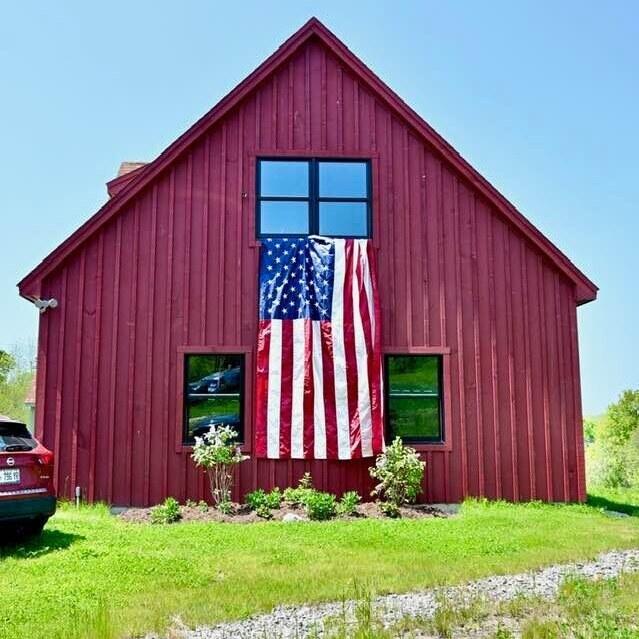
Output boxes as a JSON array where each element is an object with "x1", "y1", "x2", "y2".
[
  {"x1": 183, "y1": 354, "x2": 244, "y2": 445},
  {"x1": 385, "y1": 355, "x2": 444, "y2": 444},
  {"x1": 257, "y1": 159, "x2": 371, "y2": 238}
]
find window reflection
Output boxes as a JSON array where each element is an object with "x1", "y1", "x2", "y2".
[{"x1": 184, "y1": 354, "x2": 244, "y2": 444}]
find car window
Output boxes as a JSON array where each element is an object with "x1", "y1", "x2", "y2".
[{"x1": 0, "y1": 421, "x2": 37, "y2": 452}]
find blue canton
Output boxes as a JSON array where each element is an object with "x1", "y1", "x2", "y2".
[{"x1": 259, "y1": 236, "x2": 335, "y2": 320}]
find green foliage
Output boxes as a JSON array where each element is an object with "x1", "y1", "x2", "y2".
[
  {"x1": 0, "y1": 347, "x2": 33, "y2": 424},
  {"x1": 150, "y1": 497, "x2": 181, "y2": 524},
  {"x1": 283, "y1": 473, "x2": 316, "y2": 506},
  {"x1": 336, "y1": 491, "x2": 361, "y2": 516},
  {"x1": 369, "y1": 437, "x2": 425, "y2": 509},
  {"x1": 586, "y1": 389, "x2": 639, "y2": 489},
  {"x1": 255, "y1": 504, "x2": 272, "y2": 519},
  {"x1": 198, "y1": 500, "x2": 209, "y2": 513},
  {"x1": 378, "y1": 501, "x2": 400, "y2": 518},
  {"x1": 304, "y1": 491, "x2": 337, "y2": 520},
  {"x1": 217, "y1": 500, "x2": 233, "y2": 515},
  {"x1": 185, "y1": 499, "x2": 197, "y2": 508},
  {"x1": 0, "y1": 350, "x2": 14, "y2": 385},
  {"x1": 191, "y1": 425, "x2": 248, "y2": 506},
  {"x1": 245, "y1": 488, "x2": 282, "y2": 514}
]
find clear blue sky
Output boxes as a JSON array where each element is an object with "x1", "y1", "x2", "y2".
[{"x1": 1, "y1": 1, "x2": 637, "y2": 416}]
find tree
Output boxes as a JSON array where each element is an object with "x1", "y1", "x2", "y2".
[
  {"x1": 607, "y1": 390, "x2": 639, "y2": 447},
  {"x1": 0, "y1": 348, "x2": 33, "y2": 423},
  {"x1": 586, "y1": 389, "x2": 639, "y2": 489},
  {"x1": 0, "y1": 350, "x2": 15, "y2": 385}
]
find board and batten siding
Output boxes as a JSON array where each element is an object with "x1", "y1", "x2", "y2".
[{"x1": 34, "y1": 38, "x2": 586, "y2": 506}]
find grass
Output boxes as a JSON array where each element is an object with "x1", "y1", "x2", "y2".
[{"x1": 0, "y1": 498, "x2": 638, "y2": 639}]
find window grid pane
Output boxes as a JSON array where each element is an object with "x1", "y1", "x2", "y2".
[{"x1": 257, "y1": 158, "x2": 371, "y2": 238}]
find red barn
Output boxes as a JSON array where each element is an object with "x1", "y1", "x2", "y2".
[{"x1": 18, "y1": 19, "x2": 597, "y2": 506}]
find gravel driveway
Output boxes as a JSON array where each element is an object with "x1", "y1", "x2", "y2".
[{"x1": 161, "y1": 549, "x2": 639, "y2": 638}]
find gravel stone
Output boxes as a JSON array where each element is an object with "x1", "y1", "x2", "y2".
[{"x1": 158, "y1": 549, "x2": 639, "y2": 639}]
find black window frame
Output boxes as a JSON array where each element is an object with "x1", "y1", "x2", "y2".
[
  {"x1": 182, "y1": 353, "x2": 245, "y2": 445},
  {"x1": 384, "y1": 354, "x2": 445, "y2": 444},
  {"x1": 256, "y1": 157, "x2": 372, "y2": 239}
]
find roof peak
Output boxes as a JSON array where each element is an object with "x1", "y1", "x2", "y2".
[{"x1": 17, "y1": 17, "x2": 597, "y2": 303}]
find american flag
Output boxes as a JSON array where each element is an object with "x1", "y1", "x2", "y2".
[{"x1": 255, "y1": 235, "x2": 385, "y2": 460}]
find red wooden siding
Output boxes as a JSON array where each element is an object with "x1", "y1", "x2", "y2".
[{"x1": 33, "y1": 36, "x2": 587, "y2": 506}]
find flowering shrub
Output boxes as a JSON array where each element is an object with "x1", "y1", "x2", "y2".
[
  {"x1": 191, "y1": 425, "x2": 248, "y2": 508},
  {"x1": 369, "y1": 437, "x2": 425, "y2": 511}
]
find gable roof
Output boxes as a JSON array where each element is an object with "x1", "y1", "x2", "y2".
[{"x1": 18, "y1": 17, "x2": 597, "y2": 304}]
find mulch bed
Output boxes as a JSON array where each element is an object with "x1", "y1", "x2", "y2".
[{"x1": 117, "y1": 501, "x2": 450, "y2": 524}]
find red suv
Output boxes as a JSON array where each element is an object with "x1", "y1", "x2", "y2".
[{"x1": 0, "y1": 416, "x2": 56, "y2": 538}]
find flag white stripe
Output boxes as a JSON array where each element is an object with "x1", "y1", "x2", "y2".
[
  {"x1": 331, "y1": 239, "x2": 351, "y2": 460},
  {"x1": 312, "y1": 321, "x2": 327, "y2": 459},
  {"x1": 360, "y1": 239, "x2": 376, "y2": 341},
  {"x1": 352, "y1": 242, "x2": 373, "y2": 457},
  {"x1": 290, "y1": 318, "x2": 305, "y2": 458},
  {"x1": 266, "y1": 320, "x2": 282, "y2": 458}
]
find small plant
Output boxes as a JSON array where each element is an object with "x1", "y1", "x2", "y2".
[
  {"x1": 191, "y1": 424, "x2": 248, "y2": 508},
  {"x1": 298, "y1": 472, "x2": 313, "y2": 489},
  {"x1": 197, "y1": 500, "x2": 209, "y2": 513},
  {"x1": 217, "y1": 500, "x2": 233, "y2": 515},
  {"x1": 185, "y1": 499, "x2": 197, "y2": 508},
  {"x1": 336, "y1": 491, "x2": 361, "y2": 516},
  {"x1": 369, "y1": 437, "x2": 425, "y2": 512},
  {"x1": 245, "y1": 488, "x2": 282, "y2": 512},
  {"x1": 304, "y1": 490, "x2": 336, "y2": 521},
  {"x1": 150, "y1": 497, "x2": 182, "y2": 524},
  {"x1": 283, "y1": 473, "x2": 315, "y2": 506},
  {"x1": 378, "y1": 500, "x2": 400, "y2": 518},
  {"x1": 255, "y1": 504, "x2": 272, "y2": 519}
]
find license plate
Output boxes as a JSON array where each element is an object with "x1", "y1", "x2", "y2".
[{"x1": 0, "y1": 469, "x2": 20, "y2": 484}]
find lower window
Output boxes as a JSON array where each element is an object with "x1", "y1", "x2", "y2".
[
  {"x1": 183, "y1": 354, "x2": 244, "y2": 444},
  {"x1": 385, "y1": 355, "x2": 444, "y2": 443}
]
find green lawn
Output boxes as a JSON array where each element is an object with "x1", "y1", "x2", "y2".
[{"x1": 1, "y1": 498, "x2": 638, "y2": 639}]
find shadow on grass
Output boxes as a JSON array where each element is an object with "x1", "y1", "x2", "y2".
[
  {"x1": 0, "y1": 528, "x2": 84, "y2": 559},
  {"x1": 587, "y1": 494, "x2": 639, "y2": 518}
]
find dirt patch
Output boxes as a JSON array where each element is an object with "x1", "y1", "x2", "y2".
[{"x1": 117, "y1": 501, "x2": 451, "y2": 524}]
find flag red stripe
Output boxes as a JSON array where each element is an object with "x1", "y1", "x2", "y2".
[
  {"x1": 279, "y1": 320, "x2": 293, "y2": 457},
  {"x1": 342, "y1": 240, "x2": 362, "y2": 459},
  {"x1": 255, "y1": 319, "x2": 270, "y2": 457},
  {"x1": 303, "y1": 319, "x2": 314, "y2": 458}
]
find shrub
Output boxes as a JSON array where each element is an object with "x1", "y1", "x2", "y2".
[
  {"x1": 191, "y1": 425, "x2": 248, "y2": 508},
  {"x1": 336, "y1": 491, "x2": 361, "y2": 516},
  {"x1": 150, "y1": 497, "x2": 181, "y2": 524},
  {"x1": 304, "y1": 491, "x2": 337, "y2": 520},
  {"x1": 369, "y1": 437, "x2": 425, "y2": 509},
  {"x1": 283, "y1": 473, "x2": 315, "y2": 506},
  {"x1": 245, "y1": 488, "x2": 282, "y2": 512},
  {"x1": 197, "y1": 500, "x2": 209, "y2": 513},
  {"x1": 185, "y1": 499, "x2": 197, "y2": 508}
]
